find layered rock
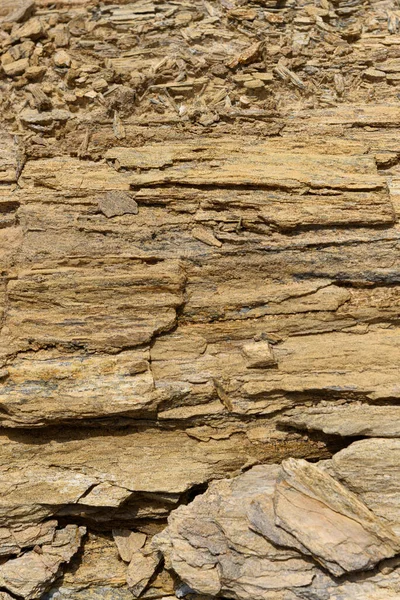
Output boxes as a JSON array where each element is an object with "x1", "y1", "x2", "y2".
[{"x1": 0, "y1": 0, "x2": 400, "y2": 597}]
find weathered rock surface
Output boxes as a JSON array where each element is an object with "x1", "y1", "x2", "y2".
[
  {"x1": 154, "y1": 464, "x2": 317, "y2": 600},
  {"x1": 281, "y1": 404, "x2": 400, "y2": 437},
  {"x1": 156, "y1": 450, "x2": 400, "y2": 598},
  {"x1": 0, "y1": 525, "x2": 85, "y2": 599},
  {"x1": 1, "y1": 0, "x2": 400, "y2": 597}
]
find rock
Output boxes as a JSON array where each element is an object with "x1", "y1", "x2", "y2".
[
  {"x1": 0, "y1": 525, "x2": 85, "y2": 599},
  {"x1": 241, "y1": 340, "x2": 276, "y2": 368},
  {"x1": 156, "y1": 452, "x2": 400, "y2": 598},
  {"x1": 98, "y1": 191, "x2": 139, "y2": 217},
  {"x1": 154, "y1": 465, "x2": 317, "y2": 600},
  {"x1": 363, "y1": 68, "x2": 386, "y2": 81},
  {"x1": 127, "y1": 549, "x2": 160, "y2": 597},
  {"x1": 325, "y1": 439, "x2": 400, "y2": 536},
  {"x1": 0, "y1": 350, "x2": 157, "y2": 427},
  {"x1": 3, "y1": 57, "x2": 29, "y2": 77},
  {"x1": 11, "y1": 17, "x2": 43, "y2": 42},
  {"x1": 1, "y1": 0, "x2": 35, "y2": 23},
  {"x1": 280, "y1": 404, "x2": 400, "y2": 437},
  {"x1": 0, "y1": 520, "x2": 57, "y2": 557},
  {"x1": 43, "y1": 533, "x2": 130, "y2": 599},
  {"x1": 273, "y1": 458, "x2": 400, "y2": 576},
  {"x1": 0, "y1": 423, "x2": 274, "y2": 530},
  {"x1": 54, "y1": 50, "x2": 72, "y2": 68},
  {"x1": 1, "y1": 1, "x2": 400, "y2": 598},
  {"x1": 243, "y1": 79, "x2": 265, "y2": 90},
  {"x1": 113, "y1": 529, "x2": 146, "y2": 563},
  {"x1": 192, "y1": 226, "x2": 222, "y2": 247},
  {"x1": 19, "y1": 108, "x2": 71, "y2": 129}
]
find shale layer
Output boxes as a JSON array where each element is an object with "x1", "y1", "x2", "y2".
[{"x1": 1, "y1": 0, "x2": 400, "y2": 598}]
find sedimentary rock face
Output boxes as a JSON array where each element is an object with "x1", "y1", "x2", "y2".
[{"x1": 0, "y1": 0, "x2": 400, "y2": 598}]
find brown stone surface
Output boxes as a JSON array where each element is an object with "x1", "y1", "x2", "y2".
[{"x1": 0, "y1": 0, "x2": 400, "y2": 597}]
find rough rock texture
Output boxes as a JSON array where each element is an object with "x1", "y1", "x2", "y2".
[
  {"x1": 155, "y1": 447, "x2": 400, "y2": 599},
  {"x1": 1, "y1": 0, "x2": 400, "y2": 597}
]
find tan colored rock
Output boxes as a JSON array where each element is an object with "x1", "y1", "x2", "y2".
[
  {"x1": 11, "y1": 17, "x2": 43, "y2": 42},
  {"x1": 281, "y1": 404, "x2": 400, "y2": 437},
  {"x1": 0, "y1": 0, "x2": 35, "y2": 23},
  {"x1": 0, "y1": 424, "x2": 276, "y2": 528},
  {"x1": 242, "y1": 340, "x2": 276, "y2": 368},
  {"x1": 154, "y1": 465, "x2": 317, "y2": 599},
  {"x1": 0, "y1": 520, "x2": 57, "y2": 557},
  {"x1": 113, "y1": 530, "x2": 146, "y2": 563},
  {"x1": 6, "y1": 260, "x2": 184, "y2": 353},
  {"x1": 0, "y1": 525, "x2": 85, "y2": 599},
  {"x1": 1, "y1": 2, "x2": 400, "y2": 599},
  {"x1": 127, "y1": 549, "x2": 160, "y2": 597},
  {"x1": 326, "y1": 439, "x2": 400, "y2": 536},
  {"x1": 364, "y1": 68, "x2": 386, "y2": 81},
  {"x1": 98, "y1": 191, "x2": 139, "y2": 217},
  {"x1": 0, "y1": 350, "x2": 157, "y2": 427},
  {"x1": 3, "y1": 57, "x2": 29, "y2": 77},
  {"x1": 274, "y1": 458, "x2": 400, "y2": 576},
  {"x1": 106, "y1": 140, "x2": 388, "y2": 195},
  {"x1": 54, "y1": 50, "x2": 71, "y2": 68}
]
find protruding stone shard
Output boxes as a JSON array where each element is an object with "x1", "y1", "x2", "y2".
[
  {"x1": 127, "y1": 548, "x2": 160, "y2": 597},
  {"x1": 274, "y1": 458, "x2": 400, "y2": 576},
  {"x1": 281, "y1": 404, "x2": 400, "y2": 437},
  {"x1": 242, "y1": 340, "x2": 276, "y2": 368},
  {"x1": 98, "y1": 191, "x2": 139, "y2": 218},
  {"x1": 156, "y1": 452, "x2": 400, "y2": 599},
  {"x1": 154, "y1": 465, "x2": 317, "y2": 600},
  {"x1": 192, "y1": 226, "x2": 222, "y2": 248},
  {"x1": 113, "y1": 530, "x2": 146, "y2": 563}
]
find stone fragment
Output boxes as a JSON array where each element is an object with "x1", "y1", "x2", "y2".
[
  {"x1": 127, "y1": 549, "x2": 160, "y2": 597},
  {"x1": 19, "y1": 108, "x2": 71, "y2": 128},
  {"x1": 192, "y1": 226, "x2": 222, "y2": 247},
  {"x1": 0, "y1": 520, "x2": 57, "y2": 556},
  {"x1": 363, "y1": 68, "x2": 386, "y2": 81},
  {"x1": 25, "y1": 65, "x2": 46, "y2": 81},
  {"x1": 281, "y1": 404, "x2": 400, "y2": 437},
  {"x1": 0, "y1": 525, "x2": 85, "y2": 599},
  {"x1": 1, "y1": 0, "x2": 35, "y2": 23},
  {"x1": 52, "y1": 24, "x2": 70, "y2": 47},
  {"x1": 11, "y1": 17, "x2": 43, "y2": 42},
  {"x1": 98, "y1": 191, "x2": 138, "y2": 217},
  {"x1": 253, "y1": 72, "x2": 274, "y2": 82},
  {"x1": 113, "y1": 529, "x2": 146, "y2": 563},
  {"x1": 325, "y1": 439, "x2": 400, "y2": 536},
  {"x1": 0, "y1": 424, "x2": 268, "y2": 530},
  {"x1": 242, "y1": 340, "x2": 276, "y2": 368},
  {"x1": 3, "y1": 57, "x2": 29, "y2": 77},
  {"x1": 274, "y1": 458, "x2": 400, "y2": 576},
  {"x1": 0, "y1": 350, "x2": 157, "y2": 427},
  {"x1": 54, "y1": 50, "x2": 71, "y2": 67},
  {"x1": 55, "y1": 532, "x2": 128, "y2": 595},
  {"x1": 243, "y1": 79, "x2": 264, "y2": 90}
]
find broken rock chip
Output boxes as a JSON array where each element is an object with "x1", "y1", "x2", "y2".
[
  {"x1": 113, "y1": 529, "x2": 146, "y2": 563},
  {"x1": 98, "y1": 191, "x2": 139, "y2": 218},
  {"x1": 325, "y1": 438, "x2": 400, "y2": 536},
  {"x1": 127, "y1": 548, "x2": 160, "y2": 598},
  {"x1": 0, "y1": 524, "x2": 85, "y2": 599},
  {"x1": 273, "y1": 458, "x2": 400, "y2": 576},
  {"x1": 280, "y1": 404, "x2": 400, "y2": 437},
  {"x1": 242, "y1": 340, "x2": 276, "y2": 368}
]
